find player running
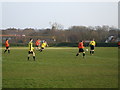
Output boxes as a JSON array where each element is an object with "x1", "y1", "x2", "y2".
[
  {"x1": 89, "y1": 39, "x2": 96, "y2": 55},
  {"x1": 118, "y1": 41, "x2": 120, "y2": 49},
  {"x1": 76, "y1": 40, "x2": 86, "y2": 58},
  {"x1": 4, "y1": 39, "x2": 10, "y2": 54},
  {"x1": 28, "y1": 38, "x2": 36, "y2": 61},
  {"x1": 40, "y1": 40, "x2": 48, "y2": 52},
  {"x1": 35, "y1": 39, "x2": 41, "y2": 50}
]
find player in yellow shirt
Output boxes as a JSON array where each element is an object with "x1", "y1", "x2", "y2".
[
  {"x1": 40, "y1": 40, "x2": 48, "y2": 52},
  {"x1": 28, "y1": 38, "x2": 35, "y2": 61},
  {"x1": 89, "y1": 39, "x2": 96, "y2": 55}
]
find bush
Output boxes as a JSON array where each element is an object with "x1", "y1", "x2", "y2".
[
  {"x1": 96, "y1": 42, "x2": 117, "y2": 47},
  {"x1": 48, "y1": 42, "x2": 117, "y2": 47}
]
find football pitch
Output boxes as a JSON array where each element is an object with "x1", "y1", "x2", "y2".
[{"x1": 2, "y1": 47, "x2": 118, "y2": 88}]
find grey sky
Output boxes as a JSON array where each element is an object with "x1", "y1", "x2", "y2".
[{"x1": 1, "y1": 2, "x2": 118, "y2": 29}]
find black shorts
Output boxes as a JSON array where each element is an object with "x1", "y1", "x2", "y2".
[
  {"x1": 79, "y1": 48, "x2": 84, "y2": 52},
  {"x1": 28, "y1": 51, "x2": 33, "y2": 54},
  {"x1": 90, "y1": 45, "x2": 94, "y2": 50},
  {"x1": 41, "y1": 47, "x2": 44, "y2": 49},
  {"x1": 6, "y1": 47, "x2": 9, "y2": 49},
  {"x1": 36, "y1": 45, "x2": 39, "y2": 47}
]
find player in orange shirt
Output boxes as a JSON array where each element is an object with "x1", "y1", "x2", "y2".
[
  {"x1": 4, "y1": 39, "x2": 10, "y2": 53},
  {"x1": 35, "y1": 39, "x2": 41, "y2": 50},
  {"x1": 76, "y1": 40, "x2": 85, "y2": 58},
  {"x1": 118, "y1": 41, "x2": 120, "y2": 49}
]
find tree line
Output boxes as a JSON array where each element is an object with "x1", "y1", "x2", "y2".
[{"x1": 1, "y1": 25, "x2": 119, "y2": 44}]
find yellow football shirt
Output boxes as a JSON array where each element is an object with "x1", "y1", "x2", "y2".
[
  {"x1": 28, "y1": 41, "x2": 34, "y2": 51},
  {"x1": 89, "y1": 41, "x2": 96, "y2": 46},
  {"x1": 41, "y1": 43, "x2": 47, "y2": 48}
]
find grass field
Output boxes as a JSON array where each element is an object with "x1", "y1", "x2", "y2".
[{"x1": 2, "y1": 47, "x2": 118, "y2": 88}]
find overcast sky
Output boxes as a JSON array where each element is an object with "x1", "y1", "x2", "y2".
[{"x1": 0, "y1": 1, "x2": 118, "y2": 29}]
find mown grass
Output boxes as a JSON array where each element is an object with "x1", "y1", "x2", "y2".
[{"x1": 2, "y1": 47, "x2": 118, "y2": 88}]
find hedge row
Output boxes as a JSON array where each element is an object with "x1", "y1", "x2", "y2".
[
  {"x1": 50, "y1": 42, "x2": 118, "y2": 47},
  {"x1": 1, "y1": 42, "x2": 118, "y2": 47}
]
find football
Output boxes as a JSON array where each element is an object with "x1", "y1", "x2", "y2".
[{"x1": 86, "y1": 49, "x2": 88, "y2": 51}]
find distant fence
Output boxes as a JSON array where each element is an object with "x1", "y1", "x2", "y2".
[{"x1": 1, "y1": 42, "x2": 118, "y2": 47}]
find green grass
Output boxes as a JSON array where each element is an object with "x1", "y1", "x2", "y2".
[{"x1": 2, "y1": 47, "x2": 118, "y2": 88}]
